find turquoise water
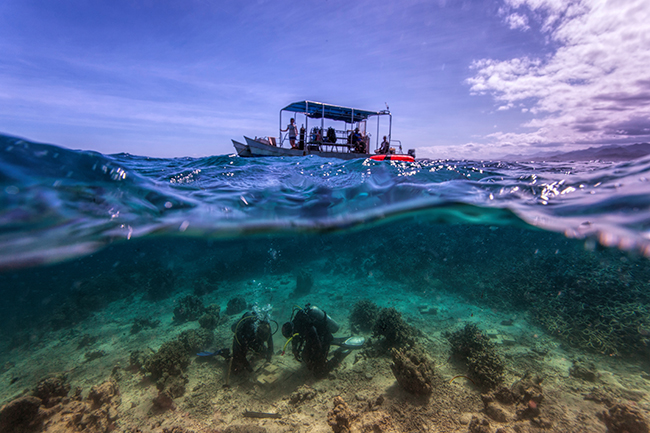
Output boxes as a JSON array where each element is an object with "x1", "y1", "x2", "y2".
[{"x1": 1, "y1": 134, "x2": 650, "y2": 432}]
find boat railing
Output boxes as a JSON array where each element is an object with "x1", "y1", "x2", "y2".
[
  {"x1": 277, "y1": 129, "x2": 372, "y2": 154},
  {"x1": 390, "y1": 139, "x2": 403, "y2": 153},
  {"x1": 319, "y1": 142, "x2": 353, "y2": 153}
]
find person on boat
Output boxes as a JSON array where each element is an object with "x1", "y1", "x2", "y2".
[
  {"x1": 350, "y1": 128, "x2": 359, "y2": 150},
  {"x1": 376, "y1": 136, "x2": 390, "y2": 154},
  {"x1": 281, "y1": 118, "x2": 298, "y2": 148},
  {"x1": 281, "y1": 304, "x2": 364, "y2": 377},
  {"x1": 230, "y1": 307, "x2": 275, "y2": 374},
  {"x1": 326, "y1": 127, "x2": 337, "y2": 144},
  {"x1": 299, "y1": 125, "x2": 306, "y2": 150},
  {"x1": 351, "y1": 128, "x2": 365, "y2": 153}
]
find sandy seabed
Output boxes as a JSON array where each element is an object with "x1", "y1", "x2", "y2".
[{"x1": 1, "y1": 268, "x2": 649, "y2": 433}]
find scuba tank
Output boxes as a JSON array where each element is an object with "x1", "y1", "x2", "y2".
[{"x1": 306, "y1": 305, "x2": 340, "y2": 334}]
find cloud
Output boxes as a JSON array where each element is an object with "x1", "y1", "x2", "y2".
[
  {"x1": 505, "y1": 13, "x2": 530, "y2": 30},
  {"x1": 467, "y1": 0, "x2": 650, "y2": 154}
]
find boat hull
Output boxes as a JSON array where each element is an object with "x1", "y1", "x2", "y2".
[
  {"x1": 239, "y1": 136, "x2": 370, "y2": 160},
  {"x1": 232, "y1": 139, "x2": 252, "y2": 157}
]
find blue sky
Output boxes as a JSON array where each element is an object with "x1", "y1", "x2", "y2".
[{"x1": 1, "y1": 0, "x2": 648, "y2": 159}]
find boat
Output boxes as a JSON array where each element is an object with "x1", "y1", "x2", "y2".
[{"x1": 232, "y1": 101, "x2": 416, "y2": 161}]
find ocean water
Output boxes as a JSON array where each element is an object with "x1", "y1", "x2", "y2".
[{"x1": 1, "y1": 133, "x2": 650, "y2": 432}]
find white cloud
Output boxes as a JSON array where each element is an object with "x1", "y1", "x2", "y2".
[
  {"x1": 505, "y1": 13, "x2": 530, "y2": 30},
  {"x1": 467, "y1": 0, "x2": 650, "y2": 154}
]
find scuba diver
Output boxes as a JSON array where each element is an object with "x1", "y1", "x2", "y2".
[
  {"x1": 199, "y1": 304, "x2": 277, "y2": 376},
  {"x1": 282, "y1": 304, "x2": 364, "y2": 378},
  {"x1": 230, "y1": 305, "x2": 276, "y2": 374}
]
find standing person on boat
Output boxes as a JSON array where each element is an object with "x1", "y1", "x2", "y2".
[
  {"x1": 281, "y1": 304, "x2": 364, "y2": 377},
  {"x1": 281, "y1": 118, "x2": 298, "y2": 148},
  {"x1": 376, "y1": 136, "x2": 390, "y2": 154}
]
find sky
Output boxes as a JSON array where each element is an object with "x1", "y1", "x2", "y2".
[{"x1": 0, "y1": 0, "x2": 648, "y2": 159}]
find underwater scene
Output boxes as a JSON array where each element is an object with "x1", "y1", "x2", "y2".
[{"x1": 1, "y1": 134, "x2": 650, "y2": 433}]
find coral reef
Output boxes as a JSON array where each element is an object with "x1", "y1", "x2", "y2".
[
  {"x1": 129, "y1": 348, "x2": 154, "y2": 373},
  {"x1": 470, "y1": 246, "x2": 650, "y2": 357},
  {"x1": 33, "y1": 374, "x2": 71, "y2": 407},
  {"x1": 569, "y1": 359, "x2": 599, "y2": 382},
  {"x1": 226, "y1": 296, "x2": 247, "y2": 316},
  {"x1": 371, "y1": 307, "x2": 415, "y2": 349},
  {"x1": 198, "y1": 304, "x2": 220, "y2": 330},
  {"x1": 390, "y1": 347, "x2": 436, "y2": 395},
  {"x1": 173, "y1": 295, "x2": 205, "y2": 323},
  {"x1": 327, "y1": 396, "x2": 397, "y2": 433},
  {"x1": 140, "y1": 329, "x2": 212, "y2": 396},
  {"x1": 152, "y1": 390, "x2": 176, "y2": 413},
  {"x1": 445, "y1": 323, "x2": 504, "y2": 390},
  {"x1": 599, "y1": 403, "x2": 649, "y2": 433},
  {"x1": 479, "y1": 373, "x2": 549, "y2": 428},
  {"x1": 0, "y1": 395, "x2": 44, "y2": 433},
  {"x1": 144, "y1": 340, "x2": 190, "y2": 381},
  {"x1": 467, "y1": 416, "x2": 492, "y2": 433},
  {"x1": 0, "y1": 378, "x2": 120, "y2": 433},
  {"x1": 360, "y1": 223, "x2": 650, "y2": 358},
  {"x1": 349, "y1": 299, "x2": 379, "y2": 333},
  {"x1": 289, "y1": 385, "x2": 318, "y2": 405},
  {"x1": 177, "y1": 328, "x2": 214, "y2": 353},
  {"x1": 598, "y1": 403, "x2": 650, "y2": 433},
  {"x1": 327, "y1": 396, "x2": 357, "y2": 433}
]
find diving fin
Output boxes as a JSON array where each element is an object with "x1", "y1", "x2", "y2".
[
  {"x1": 197, "y1": 348, "x2": 231, "y2": 359},
  {"x1": 332, "y1": 336, "x2": 365, "y2": 349}
]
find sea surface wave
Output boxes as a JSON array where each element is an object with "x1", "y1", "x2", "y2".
[{"x1": 2, "y1": 134, "x2": 649, "y2": 268}]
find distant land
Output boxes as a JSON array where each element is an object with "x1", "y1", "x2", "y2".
[{"x1": 502, "y1": 142, "x2": 650, "y2": 162}]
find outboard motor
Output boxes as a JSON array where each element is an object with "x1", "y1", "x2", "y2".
[{"x1": 407, "y1": 149, "x2": 416, "y2": 158}]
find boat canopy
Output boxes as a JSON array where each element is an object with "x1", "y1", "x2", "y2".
[{"x1": 281, "y1": 101, "x2": 387, "y2": 123}]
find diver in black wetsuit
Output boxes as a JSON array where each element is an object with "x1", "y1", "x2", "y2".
[
  {"x1": 282, "y1": 304, "x2": 352, "y2": 378},
  {"x1": 230, "y1": 310, "x2": 274, "y2": 375}
]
